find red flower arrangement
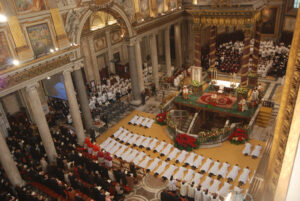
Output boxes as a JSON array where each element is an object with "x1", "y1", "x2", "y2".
[
  {"x1": 174, "y1": 133, "x2": 200, "y2": 152},
  {"x1": 156, "y1": 111, "x2": 167, "y2": 125},
  {"x1": 229, "y1": 128, "x2": 248, "y2": 145}
]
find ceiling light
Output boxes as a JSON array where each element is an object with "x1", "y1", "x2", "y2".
[
  {"x1": 50, "y1": 49, "x2": 54, "y2": 53},
  {"x1": 12, "y1": 60, "x2": 20, "y2": 66},
  {"x1": 47, "y1": 76, "x2": 51, "y2": 80},
  {"x1": 0, "y1": 14, "x2": 7, "y2": 23},
  {"x1": 55, "y1": 47, "x2": 59, "y2": 51}
]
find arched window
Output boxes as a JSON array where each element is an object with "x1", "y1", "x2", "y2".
[{"x1": 294, "y1": 0, "x2": 300, "y2": 8}]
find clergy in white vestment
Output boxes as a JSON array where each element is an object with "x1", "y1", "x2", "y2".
[
  {"x1": 218, "y1": 182, "x2": 232, "y2": 198},
  {"x1": 202, "y1": 190, "x2": 211, "y2": 201},
  {"x1": 167, "y1": 148, "x2": 180, "y2": 161},
  {"x1": 127, "y1": 134, "x2": 139, "y2": 145},
  {"x1": 154, "y1": 161, "x2": 168, "y2": 176},
  {"x1": 192, "y1": 173, "x2": 203, "y2": 187},
  {"x1": 194, "y1": 186, "x2": 203, "y2": 201},
  {"x1": 201, "y1": 176, "x2": 212, "y2": 190},
  {"x1": 217, "y1": 162, "x2": 230, "y2": 179},
  {"x1": 115, "y1": 145, "x2": 127, "y2": 158},
  {"x1": 192, "y1": 155, "x2": 205, "y2": 169},
  {"x1": 226, "y1": 164, "x2": 241, "y2": 182},
  {"x1": 180, "y1": 181, "x2": 189, "y2": 198},
  {"x1": 146, "y1": 119, "x2": 155, "y2": 128},
  {"x1": 243, "y1": 142, "x2": 252, "y2": 156},
  {"x1": 209, "y1": 160, "x2": 220, "y2": 176},
  {"x1": 187, "y1": 182, "x2": 196, "y2": 200},
  {"x1": 210, "y1": 194, "x2": 221, "y2": 201},
  {"x1": 134, "y1": 135, "x2": 146, "y2": 147},
  {"x1": 209, "y1": 179, "x2": 221, "y2": 194},
  {"x1": 184, "y1": 152, "x2": 197, "y2": 166},
  {"x1": 161, "y1": 144, "x2": 173, "y2": 157},
  {"x1": 154, "y1": 141, "x2": 166, "y2": 153},
  {"x1": 133, "y1": 151, "x2": 146, "y2": 165},
  {"x1": 162, "y1": 165, "x2": 177, "y2": 180},
  {"x1": 126, "y1": 149, "x2": 139, "y2": 163},
  {"x1": 200, "y1": 158, "x2": 214, "y2": 174},
  {"x1": 147, "y1": 137, "x2": 158, "y2": 150},
  {"x1": 138, "y1": 156, "x2": 152, "y2": 169},
  {"x1": 113, "y1": 127, "x2": 124, "y2": 139},
  {"x1": 238, "y1": 167, "x2": 251, "y2": 186},
  {"x1": 251, "y1": 145, "x2": 262, "y2": 159},
  {"x1": 168, "y1": 176, "x2": 177, "y2": 192},
  {"x1": 174, "y1": 166, "x2": 187, "y2": 181},
  {"x1": 176, "y1": 150, "x2": 188, "y2": 163},
  {"x1": 184, "y1": 169, "x2": 195, "y2": 182},
  {"x1": 135, "y1": 116, "x2": 144, "y2": 126},
  {"x1": 147, "y1": 157, "x2": 160, "y2": 172},
  {"x1": 122, "y1": 133, "x2": 133, "y2": 145},
  {"x1": 141, "y1": 117, "x2": 150, "y2": 127},
  {"x1": 142, "y1": 137, "x2": 152, "y2": 148},
  {"x1": 129, "y1": 115, "x2": 138, "y2": 124}
]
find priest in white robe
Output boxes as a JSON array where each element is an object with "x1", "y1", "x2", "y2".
[
  {"x1": 218, "y1": 182, "x2": 232, "y2": 198},
  {"x1": 168, "y1": 176, "x2": 177, "y2": 193},
  {"x1": 209, "y1": 160, "x2": 221, "y2": 176},
  {"x1": 217, "y1": 162, "x2": 230, "y2": 179},
  {"x1": 147, "y1": 157, "x2": 160, "y2": 172},
  {"x1": 243, "y1": 142, "x2": 252, "y2": 156},
  {"x1": 176, "y1": 150, "x2": 188, "y2": 163},
  {"x1": 226, "y1": 164, "x2": 241, "y2": 183},
  {"x1": 154, "y1": 161, "x2": 168, "y2": 176},
  {"x1": 167, "y1": 148, "x2": 180, "y2": 161},
  {"x1": 180, "y1": 181, "x2": 189, "y2": 198},
  {"x1": 194, "y1": 186, "x2": 203, "y2": 201},
  {"x1": 238, "y1": 167, "x2": 250, "y2": 186},
  {"x1": 162, "y1": 165, "x2": 177, "y2": 180},
  {"x1": 200, "y1": 158, "x2": 213, "y2": 174},
  {"x1": 192, "y1": 155, "x2": 205, "y2": 169},
  {"x1": 201, "y1": 176, "x2": 212, "y2": 190},
  {"x1": 154, "y1": 141, "x2": 166, "y2": 153},
  {"x1": 209, "y1": 179, "x2": 221, "y2": 194},
  {"x1": 251, "y1": 145, "x2": 262, "y2": 159}
]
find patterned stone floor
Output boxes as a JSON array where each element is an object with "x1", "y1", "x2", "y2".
[{"x1": 125, "y1": 174, "x2": 167, "y2": 201}]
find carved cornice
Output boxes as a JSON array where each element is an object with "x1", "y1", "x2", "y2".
[
  {"x1": 134, "y1": 11, "x2": 184, "y2": 35},
  {"x1": 0, "y1": 56, "x2": 70, "y2": 91},
  {"x1": 188, "y1": 9, "x2": 261, "y2": 26},
  {"x1": 88, "y1": 0, "x2": 114, "y2": 11}
]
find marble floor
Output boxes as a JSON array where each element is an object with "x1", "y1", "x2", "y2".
[{"x1": 95, "y1": 74, "x2": 282, "y2": 201}]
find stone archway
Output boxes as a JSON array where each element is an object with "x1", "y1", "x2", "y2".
[{"x1": 65, "y1": 3, "x2": 135, "y2": 54}]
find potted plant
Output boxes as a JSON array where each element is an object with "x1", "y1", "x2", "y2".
[
  {"x1": 191, "y1": 80, "x2": 202, "y2": 95},
  {"x1": 228, "y1": 128, "x2": 248, "y2": 145},
  {"x1": 156, "y1": 111, "x2": 167, "y2": 125},
  {"x1": 236, "y1": 87, "x2": 249, "y2": 100},
  {"x1": 174, "y1": 133, "x2": 200, "y2": 152}
]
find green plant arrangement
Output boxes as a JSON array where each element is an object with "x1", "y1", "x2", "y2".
[
  {"x1": 174, "y1": 133, "x2": 200, "y2": 152},
  {"x1": 228, "y1": 128, "x2": 248, "y2": 145},
  {"x1": 236, "y1": 87, "x2": 249, "y2": 98},
  {"x1": 191, "y1": 80, "x2": 201, "y2": 87}
]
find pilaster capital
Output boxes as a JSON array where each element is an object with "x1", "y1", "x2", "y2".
[
  {"x1": 63, "y1": 68, "x2": 73, "y2": 76},
  {"x1": 26, "y1": 82, "x2": 39, "y2": 93},
  {"x1": 127, "y1": 36, "x2": 142, "y2": 47}
]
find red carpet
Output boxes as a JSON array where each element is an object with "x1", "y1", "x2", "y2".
[
  {"x1": 197, "y1": 92, "x2": 237, "y2": 109},
  {"x1": 30, "y1": 182, "x2": 68, "y2": 201}
]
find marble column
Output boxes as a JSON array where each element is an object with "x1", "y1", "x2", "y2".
[
  {"x1": 164, "y1": 26, "x2": 172, "y2": 77},
  {"x1": 105, "y1": 30, "x2": 115, "y2": 74},
  {"x1": 209, "y1": 26, "x2": 217, "y2": 69},
  {"x1": 150, "y1": 32, "x2": 160, "y2": 90},
  {"x1": 252, "y1": 23, "x2": 261, "y2": 74},
  {"x1": 63, "y1": 70, "x2": 85, "y2": 145},
  {"x1": 26, "y1": 84, "x2": 57, "y2": 164},
  {"x1": 135, "y1": 39, "x2": 145, "y2": 93},
  {"x1": 175, "y1": 23, "x2": 183, "y2": 68},
  {"x1": 241, "y1": 29, "x2": 251, "y2": 87},
  {"x1": 0, "y1": 130, "x2": 24, "y2": 187},
  {"x1": 73, "y1": 67, "x2": 93, "y2": 131},
  {"x1": 128, "y1": 43, "x2": 141, "y2": 104},
  {"x1": 88, "y1": 35, "x2": 101, "y2": 85},
  {"x1": 81, "y1": 37, "x2": 95, "y2": 83}
]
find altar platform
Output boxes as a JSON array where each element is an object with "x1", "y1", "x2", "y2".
[{"x1": 174, "y1": 85, "x2": 257, "y2": 120}]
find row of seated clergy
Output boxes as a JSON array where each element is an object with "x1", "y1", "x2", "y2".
[
  {"x1": 88, "y1": 79, "x2": 131, "y2": 110},
  {"x1": 102, "y1": 128, "x2": 252, "y2": 189},
  {"x1": 128, "y1": 115, "x2": 155, "y2": 128},
  {"x1": 243, "y1": 143, "x2": 262, "y2": 159}
]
